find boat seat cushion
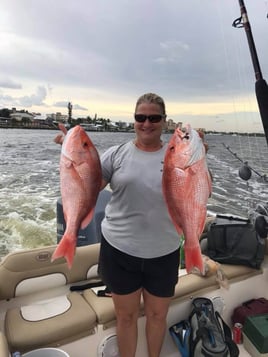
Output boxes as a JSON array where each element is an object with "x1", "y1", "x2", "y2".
[
  {"x1": 5, "y1": 292, "x2": 97, "y2": 353},
  {"x1": 0, "y1": 243, "x2": 100, "y2": 301},
  {"x1": 83, "y1": 263, "x2": 262, "y2": 326},
  {"x1": 83, "y1": 288, "x2": 144, "y2": 326},
  {"x1": 83, "y1": 289, "x2": 116, "y2": 325},
  {"x1": 0, "y1": 331, "x2": 9, "y2": 357},
  {"x1": 172, "y1": 263, "x2": 262, "y2": 301}
]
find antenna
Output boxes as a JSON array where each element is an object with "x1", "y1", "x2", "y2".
[{"x1": 68, "y1": 102, "x2": 72, "y2": 125}]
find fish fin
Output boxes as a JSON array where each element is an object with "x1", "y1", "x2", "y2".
[
  {"x1": 80, "y1": 209, "x2": 95, "y2": 229},
  {"x1": 63, "y1": 160, "x2": 73, "y2": 169},
  {"x1": 197, "y1": 214, "x2": 208, "y2": 240},
  {"x1": 206, "y1": 170, "x2": 213, "y2": 196},
  {"x1": 188, "y1": 165, "x2": 199, "y2": 175},
  {"x1": 165, "y1": 206, "x2": 183, "y2": 235},
  {"x1": 51, "y1": 236, "x2": 76, "y2": 269},
  {"x1": 215, "y1": 267, "x2": 229, "y2": 290},
  {"x1": 172, "y1": 221, "x2": 183, "y2": 236},
  {"x1": 185, "y1": 245, "x2": 204, "y2": 275}
]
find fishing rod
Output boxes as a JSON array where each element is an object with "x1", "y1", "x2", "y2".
[
  {"x1": 233, "y1": 0, "x2": 268, "y2": 146},
  {"x1": 222, "y1": 142, "x2": 268, "y2": 182}
]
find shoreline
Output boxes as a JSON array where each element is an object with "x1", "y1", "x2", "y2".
[
  {"x1": 0, "y1": 123, "x2": 134, "y2": 133},
  {"x1": 0, "y1": 123, "x2": 265, "y2": 136}
]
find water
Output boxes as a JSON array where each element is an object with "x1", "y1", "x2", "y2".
[{"x1": 0, "y1": 129, "x2": 267, "y2": 259}]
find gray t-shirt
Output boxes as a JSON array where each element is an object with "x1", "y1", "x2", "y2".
[{"x1": 101, "y1": 140, "x2": 180, "y2": 258}]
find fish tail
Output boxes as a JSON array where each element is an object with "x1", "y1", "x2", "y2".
[
  {"x1": 51, "y1": 236, "x2": 76, "y2": 269},
  {"x1": 185, "y1": 245, "x2": 204, "y2": 275},
  {"x1": 215, "y1": 267, "x2": 230, "y2": 290}
]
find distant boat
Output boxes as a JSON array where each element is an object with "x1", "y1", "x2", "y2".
[{"x1": 80, "y1": 123, "x2": 104, "y2": 131}]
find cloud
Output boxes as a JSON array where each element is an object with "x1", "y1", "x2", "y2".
[
  {"x1": 54, "y1": 101, "x2": 87, "y2": 111},
  {"x1": 73, "y1": 104, "x2": 87, "y2": 111},
  {"x1": 54, "y1": 101, "x2": 69, "y2": 108},
  {"x1": 0, "y1": 93, "x2": 15, "y2": 102},
  {"x1": 0, "y1": 0, "x2": 267, "y2": 131},
  {"x1": 19, "y1": 86, "x2": 47, "y2": 107},
  {"x1": 0, "y1": 86, "x2": 47, "y2": 108},
  {"x1": 0, "y1": 77, "x2": 22, "y2": 89},
  {"x1": 154, "y1": 40, "x2": 190, "y2": 64}
]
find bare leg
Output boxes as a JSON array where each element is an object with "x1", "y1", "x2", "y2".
[
  {"x1": 143, "y1": 289, "x2": 172, "y2": 357},
  {"x1": 112, "y1": 288, "x2": 142, "y2": 357}
]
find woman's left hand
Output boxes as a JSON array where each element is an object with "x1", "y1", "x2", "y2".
[{"x1": 198, "y1": 130, "x2": 208, "y2": 153}]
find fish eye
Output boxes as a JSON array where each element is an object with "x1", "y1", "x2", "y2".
[
  {"x1": 82, "y1": 141, "x2": 89, "y2": 148},
  {"x1": 170, "y1": 146, "x2": 175, "y2": 151}
]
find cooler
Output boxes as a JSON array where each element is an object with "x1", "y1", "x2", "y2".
[
  {"x1": 243, "y1": 314, "x2": 268, "y2": 355},
  {"x1": 243, "y1": 334, "x2": 268, "y2": 357}
]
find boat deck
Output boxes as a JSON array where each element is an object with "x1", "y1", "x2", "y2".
[{"x1": 0, "y1": 242, "x2": 267, "y2": 356}]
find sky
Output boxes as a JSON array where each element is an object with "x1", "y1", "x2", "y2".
[{"x1": 0, "y1": 0, "x2": 268, "y2": 133}]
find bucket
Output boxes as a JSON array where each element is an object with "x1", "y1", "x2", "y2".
[{"x1": 23, "y1": 348, "x2": 69, "y2": 357}]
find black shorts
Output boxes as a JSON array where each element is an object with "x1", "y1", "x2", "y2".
[{"x1": 98, "y1": 236, "x2": 180, "y2": 297}]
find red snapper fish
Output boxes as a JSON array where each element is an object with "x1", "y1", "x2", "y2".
[
  {"x1": 162, "y1": 124, "x2": 212, "y2": 275},
  {"x1": 51, "y1": 124, "x2": 102, "y2": 268}
]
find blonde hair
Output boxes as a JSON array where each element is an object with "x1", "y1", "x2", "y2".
[{"x1": 135, "y1": 93, "x2": 166, "y2": 116}]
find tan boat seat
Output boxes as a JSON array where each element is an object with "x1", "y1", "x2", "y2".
[
  {"x1": 83, "y1": 288, "x2": 145, "y2": 328},
  {"x1": 0, "y1": 331, "x2": 9, "y2": 357},
  {"x1": 172, "y1": 263, "x2": 262, "y2": 302},
  {"x1": 83, "y1": 263, "x2": 262, "y2": 327},
  {"x1": 83, "y1": 288, "x2": 115, "y2": 326},
  {"x1": 0, "y1": 244, "x2": 101, "y2": 301},
  {"x1": 5, "y1": 292, "x2": 97, "y2": 354}
]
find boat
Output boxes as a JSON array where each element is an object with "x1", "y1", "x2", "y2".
[
  {"x1": 0, "y1": 190, "x2": 267, "y2": 357},
  {"x1": 79, "y1": 123, "x2": 104, "y2": 132},
  {"x1": 1, "y1": 1, "x2": 268, "y2": 356}
]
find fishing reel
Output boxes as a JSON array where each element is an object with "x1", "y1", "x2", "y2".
[
  {"x1": 255, "y1": 215, "x2": 268, "y2": 238},
  {"x1": 222, "y1": 143, "x2": 267, "y2": 182},
  {"x1": 249, "y1": 203, "x2": 268, "y2": 239},
  {"x1": 238, "y1": 162, "x2": 252, "y2": 181},
  {"x1": 238, "y1": 162, "x2": 268, "y2": 182}
]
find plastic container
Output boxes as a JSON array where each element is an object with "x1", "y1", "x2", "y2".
[
  {"x1": 243, "y1": 314, "x2": 268, "y2": 353},
  {"x1": 243, "y1": 333, "x2": 268, "y2": 357},
  {"x1": 23, "y1": 348, "x2": 69, "y2": 357}
]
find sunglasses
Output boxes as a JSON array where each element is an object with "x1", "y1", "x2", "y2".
[{"x1": 134, "y1": 114, "x2": 164, "y2": 123}]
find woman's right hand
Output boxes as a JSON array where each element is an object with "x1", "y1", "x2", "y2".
[{"x1": 54, "y1": 133, "x2": 64, "y2": 145}]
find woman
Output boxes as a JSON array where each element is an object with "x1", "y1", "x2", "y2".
[{"x1": 99, "y1": 93, "x2": 180, "y2": 357}]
